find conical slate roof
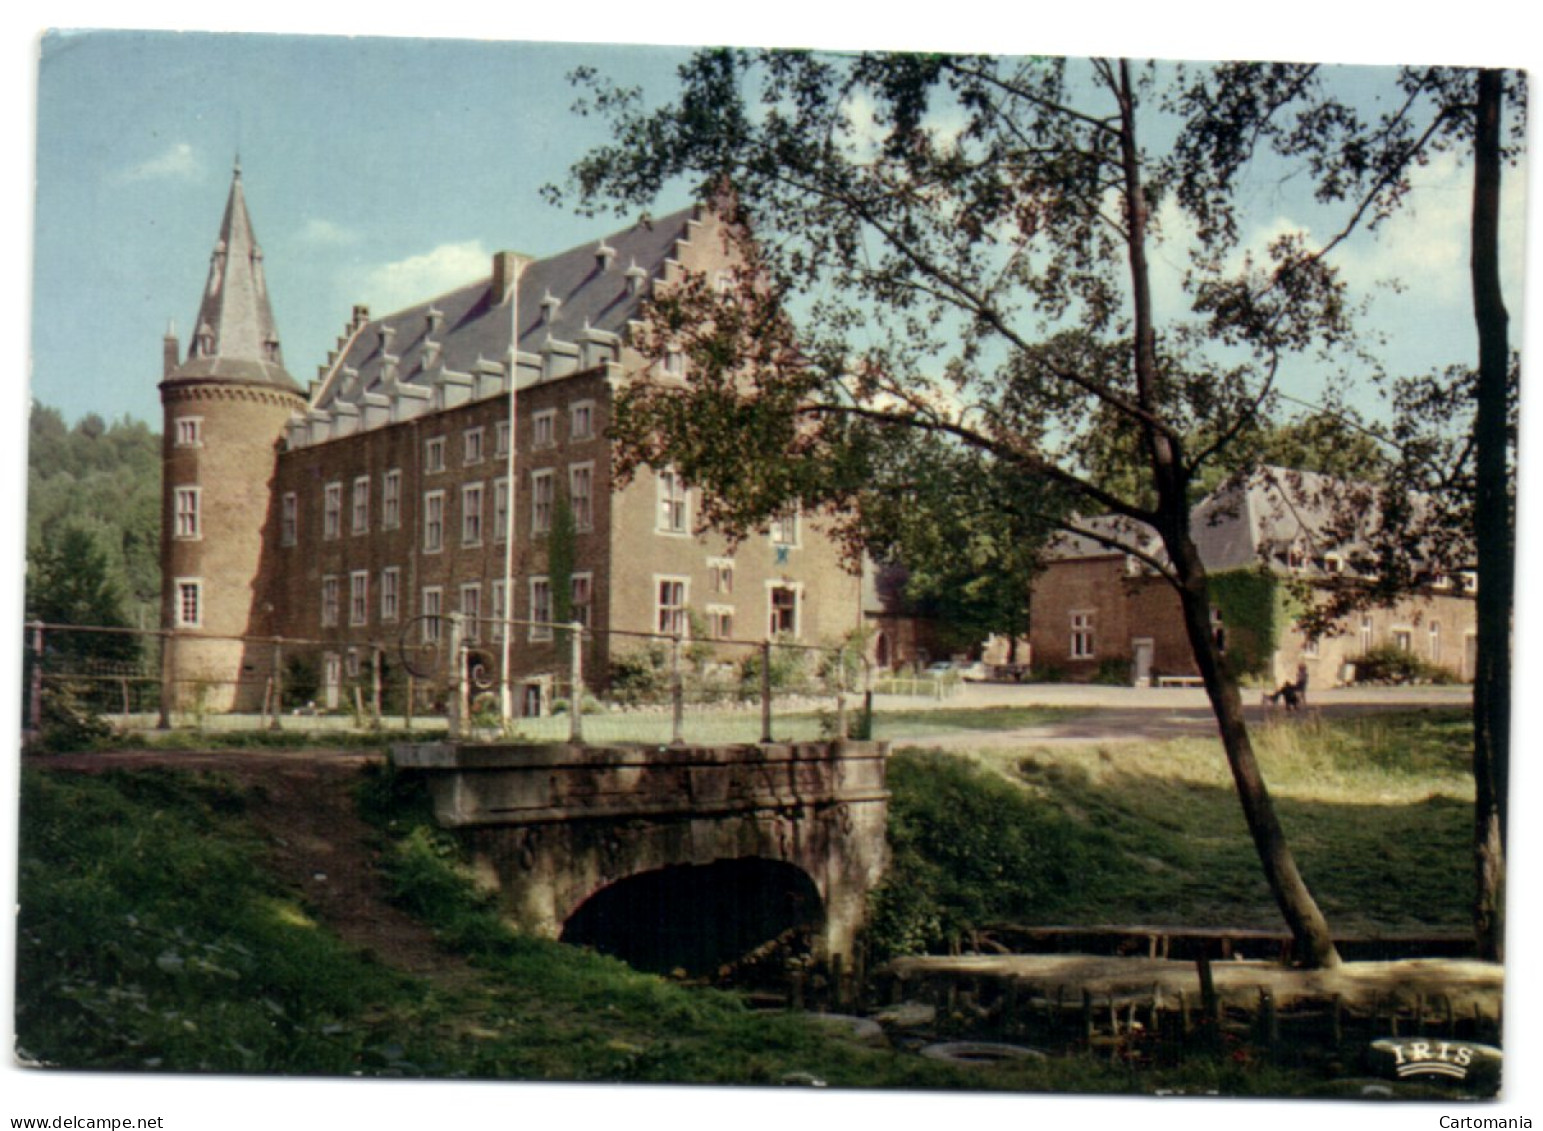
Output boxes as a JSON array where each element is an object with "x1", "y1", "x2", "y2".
[{"x1": 166, "y1": 162, "x2": 301, "y2": 392}]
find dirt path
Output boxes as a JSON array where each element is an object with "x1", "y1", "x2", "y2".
[{"x1": 31, "y1": 749, "x2": 472, "y2": 982}]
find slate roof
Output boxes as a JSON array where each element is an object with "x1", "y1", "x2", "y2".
[
  {"x1": 312, "y1": 206, "x2": 702, "y2": 412},
  {"x1": 1048, "y1": 467, "x2": 1363, "y2": 574},
  {"x1": 167, "y1": 164, "x2": 301, "y2": 393}
]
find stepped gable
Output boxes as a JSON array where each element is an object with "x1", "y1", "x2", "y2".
[{"x1": 313, "y1": 206, "x2": 699, "y2": 413}]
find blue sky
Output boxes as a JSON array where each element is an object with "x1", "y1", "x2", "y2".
[{"x1": 24, "y1": 30, "x2": 1532, "y2": 430}]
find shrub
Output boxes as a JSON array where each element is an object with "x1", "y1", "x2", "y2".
[{"x1": 1350, "y1": 645, "x2": 1458, "y2": 685}]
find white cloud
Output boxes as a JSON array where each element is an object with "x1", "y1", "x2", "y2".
[
  {"x1": 120, "y1": 142, "x2": 200, "y2": 182},
  {"x1": 297, "y1": 218, "x2": 360, "y2": 247},
  {"x1": 357, "y1": 240, "x2": 491, "y2": 314}
]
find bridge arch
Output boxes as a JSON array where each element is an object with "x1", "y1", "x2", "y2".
[{"x1": 560, "y1": 857, "x2": 823, "y2": 976}]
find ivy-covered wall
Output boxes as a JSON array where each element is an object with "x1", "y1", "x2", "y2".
[{"x1": 1207, "y1": 568, "x2": 1291, "y2": 682}]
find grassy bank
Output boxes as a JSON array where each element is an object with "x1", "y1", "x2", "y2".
[{"x1": 869, "y1": 709, "x2": 1476, "y2": 954}]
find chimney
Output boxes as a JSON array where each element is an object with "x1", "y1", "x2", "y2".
[
  {"x1": 491, "y1": 251, "x2": 530, "y2": 305},
  {"x1": 163, "y1": 321, "x2": 180, "y2": 378}
]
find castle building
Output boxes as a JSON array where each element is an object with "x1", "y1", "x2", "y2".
[{"x1": 160, "y1": 167, "x2": 861, "y2": 714}]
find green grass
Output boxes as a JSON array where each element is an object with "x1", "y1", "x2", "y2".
[{"x1": 871, "y1": 708, "x2": 1477, "y2": 951}]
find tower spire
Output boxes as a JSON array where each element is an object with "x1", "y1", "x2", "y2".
[{"x1": 170, "y1": 164, "x2": 298, "y2": 391}]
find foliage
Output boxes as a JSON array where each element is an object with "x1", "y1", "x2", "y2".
[
  {"x1": 35, "y1": 679, "x2": 117, "y2": 752},
  {"x1": 26, "y1": 526, "x2": 141, "y2": 667},
  {"x1": 1206, "y1": 569, "x2": 1285, "y2": 681},
  {"x1": 27, "y1": 404, "x2": 162, "y2": 630},
  {"x1": 1349, "y1": 645, "x2": 1460, "y2": 686}
]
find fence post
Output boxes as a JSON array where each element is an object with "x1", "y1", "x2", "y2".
[
  {"x1": 371, "y1": 645, "x2": 383, "y2": 730},
  {"x1": 157, "y1": 629, "x2": 174, "y2": 730},
  {"x1": 670, "y1": 632, "x2": 685, "y2": 746},
  {"x1": 26, "y1": 621, "x2": 44, "y2": 743},
  {"x1": 446, "y1": 613, "x2": 466, "y2": 739},
  {"x1": 569, "y1": 622, "x2": 585, "y2": 745},
  {"x1": 835, "y1": 646, "x2": 848, "y2": 741},
  {"x1": 270, "y1": 638, "x2": 284, "y2": 731},
  {"x1": 760, "y1": 639, "x2": 774, "y2": 744}
]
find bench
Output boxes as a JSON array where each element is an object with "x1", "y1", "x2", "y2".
[{"x1": 1154, "y1": 675, "x2": 1204, "y2": 688}]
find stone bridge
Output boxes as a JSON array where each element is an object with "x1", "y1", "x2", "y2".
[{"x1": 390, "y1": 739, "x2": 890, "y2": 975}]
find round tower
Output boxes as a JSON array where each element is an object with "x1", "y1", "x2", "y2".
[{"x1": 160, "y1": 163, "x2": 306, "y2": 713}]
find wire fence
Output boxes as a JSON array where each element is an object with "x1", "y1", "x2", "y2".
[{"x1": 21, "y1": 616, "x2": 897, "y2": 748}]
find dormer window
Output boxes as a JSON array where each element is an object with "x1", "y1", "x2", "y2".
[
  {"x1": 663, "y1": 348, "x2": 686, "y2": 378},
  {"x1": 596, "y1": 240, "x2": 616, "y2": 271},
  {"x1": 540, "y1": 292, "x2": 561, "y2": 324},
  {"x1": 427, "y1": 306, "x2": 444, "y2": 333},
  {"x1": 626, "y1": 261, "x2": 648, "y2": 297}
]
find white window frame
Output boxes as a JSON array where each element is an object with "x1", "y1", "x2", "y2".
[
  {"x1": 174, "y1": 578, "x2": 203, "y2": 628},
  {"x1": 323, "y1": 481, "x2": 343, "y2": 540},
  {"x1": 421, "y1": 587, "x2": 443, "y2": 643},
  {"x1": 569, "y1": 462, "x2": 594, "y2": 532},
  {"x1": 462, "y1": 481, "x2": 485, "y2": 546},
  {"x1": 707, "y1": 603, "x2": 735, "y2": 641},
  {"x1": 493, "y1": 477, "x2": 510, "y2": 542},
  {"x1": 349, "y1": 570, "x2": 369, "y2": 627},
  {"x1": 382, "y1": 469, "x2": 402, "y2": 530},
  {"x1": 464, "y1": 426, "x2": 485, "y2": 465},
  {"x1": 532, "y1": 409, "x2": 557, "y2": 450},
  {"x1": 571, "y1": 572, "x2": 593, "y2": 629},
  {"x1": 173, "y1": 486, "x2": 201, "y2": 540},
  {"x1": 321, "y1": 575, "x2": 340, "y2": 628},
  {"x1": 770, "y1": 509, "x2": 800, "y2": 548},
  {"x1": 174, "y1": 416, "x2": 203, "y2": 448},
  {"x1": 490, "y1": 579, "x2": 506, "y2": 643},
  {"x1": 570, "y1": 400, "x2": 595, "y2": 441},
  {"x1": 656, "y1": 576, "x2": 689, "y2": 637},
  {"x1": 495, "y1": 420, "x2": 511, "y2": 458},
  {"x1": 531, "y1": 469, "x2": 555, "y2": 535},
  {"x1": 424, "y1": 436, "x2": 446, "y2": 473},
  {"x1": 767, "y1": 582, "x2": 802, "y2": 639},
  {"x1": 1429, "y1": 620, "x2": 1442, "y2": 664},
  {"x1": 1359, "y1": 614, "x2": 1374, "y2": 653},
  {"x1": 529, "y1": 576, "x2": 553, "y2": 641},
  {"x1": 280, "y1": 491, "x2": 298, "y2": 547},
  {"x1": 1070, "y1": 611, "x2": 1095, "y2": 660},
  {"x1": 1393, "y1": 627, "x2": 1414, "y2": 653},
  {"x1": 423, "y1": 489, "x2": 445, "y2": 553},
  {"x1": 352, "y1": 476, "x2": 370, "y2": 535},
  {"x1": 460, "y1": 582, "x2": 482, "y2": 644},
  {"x1": 708, "y1": 556, "x2": 735, "y2": 595},
  {"x1": 657, "y1": 468, "x2": 688, "y2": 534},
  {"x1": 381, "y1": 567, "x2": 400, "y2": 623}
]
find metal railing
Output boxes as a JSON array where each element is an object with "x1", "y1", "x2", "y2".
[{"x1": 22, "y1": 617, "x2": 875, "y2": 748}]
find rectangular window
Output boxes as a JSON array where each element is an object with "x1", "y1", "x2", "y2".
[
  {"x1": 571, "y1": 572, "x2": 593, "y2": 629},
  {"x1": 421, "y1": 587, "x2": 443, "y2": 643},
  {"x1": 657, "y1": 577, "x2": 688, "y2": 636},
  {"x1": 174, "y1": 486, "x2": 200, "y2": 539},
  {"x1": 381, "y1": 567, "x2": 400, "y2": 623},
  {"x1": 532, "y1": 469, "x2": 555, "y2": 535},
  {"x1": 570, "y1": 400, "x2": 594, "y2": 440},
  {"x1": 707, "y1": 604, "x2": 735, "y2": 640},
  {"x1": 350, "y1": 571, "x2": 369, "y2": 626},
  {"x1": 530, "y1": 577, "x2": 553, "y2": 641},
  {"x1": 423, "y1": 490, "x2": 445, "y2": 552},
  {"x1": 771, "y1": 510, "x2": 799, "y2": 547},
  {"x1": 461, "y1": 583, "x2": 482, "y2": 644},
  {"x1": 281, "y1": 492, "x2": 298, "y2": 546},
  {"x1": 490, "y1": 579, "x2": 506, "y2": 643},
  {"x1": 1394, "y1": 628, "x2": 1413, "y2": 653},
  {"x1": 1303, "y1": 634, "x2": 1320, "y2": 658},
  {"x1": 570, "y1": 463, "x2": 594, "y2": 532},
  {"x1": 709, "y1": 557, "x2": 735, "y2": 595},
  {"x1": 425, "y1": 436, "x2": 446, "y2": 473},
  {"x1": 532, "y1": 410, "x2": 556, "y2": 449},
  {"x1": 657, "y1": 468, "x2": 688, "y2": 533},
  {"x1": 464, "y1": 427, "x2": 485, "y2": 465},
  {"x1": 1359, "y1": 614, "x2": 1374, "y2": 652},
  {"x1": 323, "y1": 481, "x2": 342, "y2": 540},
  {"x1": 495, "y1": 420, "x2": 511, "y2": 458},
  {"x1": 322, "y1": 575, "x2": 340, "y2": 627},
  {"x1": 352, "y1": 476, "x2": 370, "y2": 534},
  {"x1": 494, "y1": 478, "x2": 510, "y2": 542},
  {"x1": 382, "y1": 469, "x2": 402, "y2": 530},
  {"x1": 462, "y1": 482, "x2": 485, "y2": 546},
  {"x1": 345, "y1": 648, "x2": 361, "y2": 680},
  {"x1": 769, "y1": 585, "x2": 799, "y2": 638},
  {"x1": 175, "y1": 579, "x2": 202, "y2": 628},
  {"x1": 1429, "y1": 621, "x2": 1442, "y2": 664},
  {"x1": 174, "y1": 417, "x2": 203, "y2": 447},
  {"x1": 1070, "y1": 612, "x2": 1095, "y2": 659}
]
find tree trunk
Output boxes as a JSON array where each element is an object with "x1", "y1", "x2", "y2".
[
  {"x1": 1168, "y1": 533, "x2": 1343, "y2": 969},
  {"x1": 1469, "y1": 68, "x2": 1509, "y2": 963}
]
